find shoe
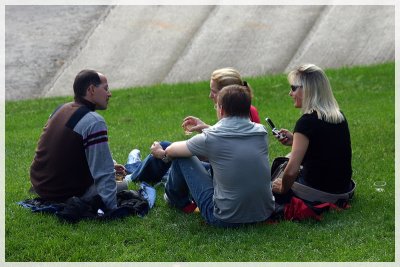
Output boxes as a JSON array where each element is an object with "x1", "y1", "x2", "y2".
[
  {"x1": 182, "y1": 202, "x2": 198, "y2": 213},
  {"x1": 163, "y1": 192, "x2": 172, "y2": 206},
  {"x1": 124, "y1": 174, "x2": 133, "y2": 183},
  {"x1": 127, "y1": 149, "x2": 141, "y2": 164},
  {"x1": 140, "y1": 182, "x2": 156, "y2": 209},
  {"x1": 163, "y1": 193, "x2": 198, "y2": 214}
]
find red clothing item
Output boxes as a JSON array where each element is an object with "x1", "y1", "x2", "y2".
[
  {"x1": 249, "y1": 105, "x2": 260, "y2": 123},
  {"x1": 284, "y1": 197, "x2": 348, "y2": 221},
  {"x1": 265, "y1": 196, "x2": 350, "y2": 224}
]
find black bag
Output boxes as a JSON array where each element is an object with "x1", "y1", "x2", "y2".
[
  {"x1": 271, "y1": 157, "x2": 289, "y2": 181},
  {"x1": 270, "y1": 157, "x2": 356, "y2": 204}
]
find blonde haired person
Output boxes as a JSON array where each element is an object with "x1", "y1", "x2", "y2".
[
  {"x1": 272, "y1": 64, "x2": 353, "y2": 200},
  {"x1": 124, "y1": 68, "x2": 261, "y2": 190},
  {"x1": 182, "y1": 67, "x2": 260, "y2": 133}
]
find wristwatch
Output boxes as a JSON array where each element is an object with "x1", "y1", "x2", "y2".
[{"x1": 161, "y1": 153, "x2": 171, "y2": 163}]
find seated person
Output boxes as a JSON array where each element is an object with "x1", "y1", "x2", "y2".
[
  {"x1": 30, "y1": 70, "x2": 125, "y2": 211},
  {"x1": 271, "y1": 64, "x2": 354, "y2": 203},
  {"x1": 182, "y1": 67, "x2": 260, "y2": 134},
  {"x1": 124, "y1": 67, "x2": 260, "y2": 184},
  {"x1": 151, "y1": 85, "x2": 275, "y2": 227}
]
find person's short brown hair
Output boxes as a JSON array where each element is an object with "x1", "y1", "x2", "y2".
[
  {"x1": 217, "y1": 85, "x2": 251, "y2": 117},
  {"x1": 73, "y1": 69, "x2": 101, "y2": 99}
]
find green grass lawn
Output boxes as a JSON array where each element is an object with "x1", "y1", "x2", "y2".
[{"x1": 5, "y1": 63, "x2": 395, "y2": 262}]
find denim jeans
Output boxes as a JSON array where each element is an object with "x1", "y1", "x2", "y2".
[
  {"x1": 165, "y1": 157, "x2": 248, "y2": 228},
  {"x1": 125, "y1": 141, "x2": 212, "y2": 185},
  {"x1": 125, "y1": 141, "x2": 172, "y2": 184}
]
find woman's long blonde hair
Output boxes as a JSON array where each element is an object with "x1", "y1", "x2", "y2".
[{"x1": 288, "y1": 64, "x2": 344, "y2": 124}]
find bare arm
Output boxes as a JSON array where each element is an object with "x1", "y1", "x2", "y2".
[
  {"x1": 272, "y1": 132, "x2": 309, "y2": 194},
  {"x1": 165, "y1": 141, "x2": 193, "y2": 158},
  {"x1": 150, "y1": 141, "x2": 193, "y2": 162}
]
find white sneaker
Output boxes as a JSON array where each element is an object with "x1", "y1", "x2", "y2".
[
  {"x1": 123, "y1": 174, "x2": 132, "y2": 183},
  {"x1": 127, "y1": 149, "x2": 141, "y2": 164},
  {"x1": 163, "y1": 193, "x2": 172, "y2": 206}
]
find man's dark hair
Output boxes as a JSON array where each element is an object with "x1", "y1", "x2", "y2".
[
  {"x1": 217, "y1": 85, "x2": 251, "y2": 117},
  {"x1": 73, "y1": 69, "x2": 101, "y2": 99}
]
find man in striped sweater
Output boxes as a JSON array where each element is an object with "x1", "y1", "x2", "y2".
[{"x1": 30, "y1": 70, "x2": 119, "y2": 211}]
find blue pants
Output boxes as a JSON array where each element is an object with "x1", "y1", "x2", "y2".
[
  {"x1": 125, "y1": 141, "x2": 172, "y2": 184},
  {"x1": 165, "y1": 157, "x2": 247, "y2": 228},
  {"x1": 125, "y1": 141, "x2": 212, "y2": 184}
]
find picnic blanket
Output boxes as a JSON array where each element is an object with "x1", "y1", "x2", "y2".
[{"x1": 18, "y1": 183, "x2": 156, "y2": 223}]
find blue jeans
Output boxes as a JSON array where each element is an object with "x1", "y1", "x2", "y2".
[
  {"x1": 165, "y1": 157, "x2": 247, "y2": 228},
  {"x1": 125, "y1": 141, "x2": 172, "y2": 184},
  {"x1": 125, "y1": 141, "x2": 212, "y2": 185}
]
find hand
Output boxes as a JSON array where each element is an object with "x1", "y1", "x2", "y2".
[
  {"x1": 277, "y1": 129, "x2": 293, "y2": 146},
  {"x1": 150, "y1": 141, "x2": 165, "y2": 159},
  {"x1": 114, "y1": 163, "x2": 126, "y2": 179},
  {"x1": 272, "y1": 178, "x2": 283, "y2": 194},
  {"x1": 182, "y1": 116, "x2": 209, "y2": 133},
  {"x1": 114, "y1": 163, "x2": 126, "y2": 174}
]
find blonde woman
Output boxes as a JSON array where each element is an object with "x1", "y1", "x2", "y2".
[
  {"x1": 182, "y1": 67, "x2": 260, "y2": 133},
  {"x1": 124, "y1": 69, "x2": 261, "y2": 195},
  {"x1": 272, "y1": 64, "x2": 353, "y2": 200}
]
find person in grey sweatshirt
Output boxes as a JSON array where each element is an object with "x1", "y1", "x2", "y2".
[{"x1": 151, "y1": 84, "x2": 275, "y2": 227}]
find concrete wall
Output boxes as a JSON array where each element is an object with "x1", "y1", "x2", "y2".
[{"x1": 5, "y1": 5, "x2": 395, "y2": 100}]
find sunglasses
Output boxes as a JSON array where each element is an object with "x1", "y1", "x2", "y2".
[
  {"x1": 290, "y1": 85, "x2": 302, "y2": 92},
  {"x1": 214, "y1": 104, "x2": 222, "y2": 110}
]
